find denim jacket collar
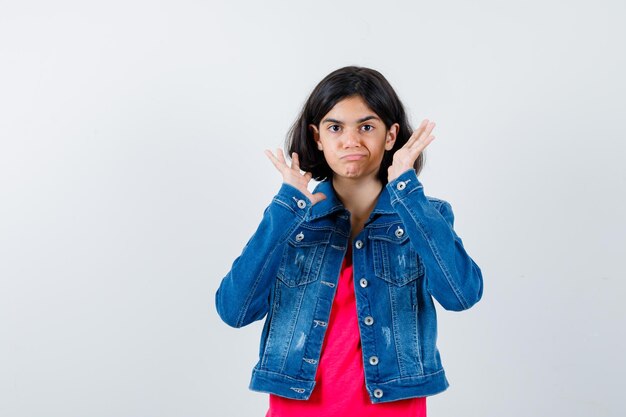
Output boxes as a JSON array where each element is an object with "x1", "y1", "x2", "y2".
[{"x1": 308, "y1": 179, "x2": 396, "y2": 220}]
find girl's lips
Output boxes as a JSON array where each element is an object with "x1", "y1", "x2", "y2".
[{"x1": 342, "y1": 154, "x2": 366, "y2": 160}]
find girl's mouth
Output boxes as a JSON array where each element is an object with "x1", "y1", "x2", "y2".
[{"x1": 342, "y1": 154, "x2": 366, "y2": 160}]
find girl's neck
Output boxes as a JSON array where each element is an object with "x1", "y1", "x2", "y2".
[{"x1": 332, "y1": 175, "x2": 383, "y2": 227}]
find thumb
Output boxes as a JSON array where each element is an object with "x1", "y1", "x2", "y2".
[{"x1": 310, "y1": 192, "x2": 327, "y2": 206}]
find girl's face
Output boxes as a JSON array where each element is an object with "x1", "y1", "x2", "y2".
[{"x1": 309, "y1": 95, "x2": 399, "y2": 182}]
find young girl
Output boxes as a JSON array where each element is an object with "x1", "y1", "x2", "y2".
[{"x1": 215, "y1": 66, "x2": 484, "y2": 416}]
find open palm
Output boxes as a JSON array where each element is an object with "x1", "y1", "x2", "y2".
[
  {"x1": 388, "y1": 119, "x2": 437, "y2": 182},
  {"x1": 264, "y1": 149, "x2": 327, "y2": 206}
]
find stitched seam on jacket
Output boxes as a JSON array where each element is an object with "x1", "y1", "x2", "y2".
[
  {"x1": 279, "y1": 286, "x2": 307, "y2": 373},
  {"x1": 235, "y1": 244, "x2": 280, "y2": 327},
  {"x1": 394, "y1": 195, "x2": 469, "y2": 310},
  {"x1": 252, "y1": 367, "x2": 314, "y2": 383},
  {"x1": 377, "y1": 367, "x2": 446, "y2": 384},
  {"x1": 388, "y1": 284, "x2": 406, "y2": 376},
  {"x1": 235, "y1": 206, "x2": 306, "y2": 327}
]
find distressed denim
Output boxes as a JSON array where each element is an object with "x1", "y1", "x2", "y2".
[{"x1": 215, "y1": 168, "x2": 484, "y2": 404}]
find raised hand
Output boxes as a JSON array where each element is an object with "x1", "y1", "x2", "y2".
[
  {"x1": 264, "y1": 149, "x2": 327, "y2": 206},
  {"x1": 387, "y1": 119, "x2": 436, "y2": 182}
]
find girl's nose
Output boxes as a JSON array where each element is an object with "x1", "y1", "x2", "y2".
[{"x1": 343, "y1": 130, "x2": 361, "y2": 147}]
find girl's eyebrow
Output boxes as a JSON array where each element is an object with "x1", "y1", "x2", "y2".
[{"x1": 321, "y1": 115, "x2": 381, "y2": 124}]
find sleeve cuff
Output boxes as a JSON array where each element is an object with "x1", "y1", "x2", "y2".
[
  {"x1": 386, "y1": 169, "x2": 424, "y2": 202},
  {"x1": 272, "y1": 182, "x2": 313, "y2": 217}
]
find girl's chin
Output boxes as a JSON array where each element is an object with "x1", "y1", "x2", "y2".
[
  {"x1": 336, "y1": 169, "x2": 374, "y2": 180},
  {"x1": 332, "y1": 163, "x2": 360, "y2": 176},
  {"x1": 329, "y1": 163, "x2": 379, "y2": 180},
  {"x1": 341, "y1": 168, "x2": 360, "y2": 177}
]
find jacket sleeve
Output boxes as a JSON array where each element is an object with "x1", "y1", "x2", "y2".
[
  {"x1": 386, "y1": 168, "x2": 484, "y2": 311},
  {"x1": 214, "y1": 183, "x2": 311, "y2": 328}
]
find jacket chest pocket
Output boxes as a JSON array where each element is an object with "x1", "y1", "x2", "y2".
[
  {"x1": 277, "y1": 226, "x2": 332, "y2": 287},
  {"x1": 370, "y1": 223, "x2": 424, "y2": 286}
]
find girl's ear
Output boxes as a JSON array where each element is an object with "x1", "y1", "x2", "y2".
[
  {"x1": 385, "y1": 123, "x2": 400, "y2": 150},
  {"x1": 309, "y1": 124, "x2": 323, "y2": 150}
]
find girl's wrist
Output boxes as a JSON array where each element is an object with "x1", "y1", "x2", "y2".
[{"x1": 388, "y1": 166, "x2": 412, "y2": 182}]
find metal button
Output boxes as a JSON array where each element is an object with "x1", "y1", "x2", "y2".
[
  {"x1": 374, "y1": 388, "x2": 383, "y2": 398},
  {"x1": 297, "y1": 199, "x2": 306, "y2": 209},
  {"x1": 359, "y1": 278, "x2": 368, "y2": 288},
  {"x1": 295, "y1": 232, "x2": 304, "y2": 242},
  {"x1": 355, "y1": 240, "x2": 363, "y2": 249},
  {"x1": 395, "y1": 227, "x2": 404, "y2": 238},
  {"x1": 364, "y1": 316, "x2": 374, "y2": 325},
  {"x1": 396, "y1": 181, "x2": 406, "y2": 190},
  {"x1": 369, "y1": 356, "x2": 379, "y2": 365}
]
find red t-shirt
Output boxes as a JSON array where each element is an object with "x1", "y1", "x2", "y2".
[{"x1": 265, "y1": 245, "x2": 427, "y2": 417}]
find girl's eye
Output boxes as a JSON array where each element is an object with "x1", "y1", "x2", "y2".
[{"x1": 327, "y1": 124, "x2": 374, "y2": 133}]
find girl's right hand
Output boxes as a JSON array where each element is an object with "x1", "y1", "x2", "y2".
[{"x1": 264, "y1": 149, "x2": 327, "y2": 206}]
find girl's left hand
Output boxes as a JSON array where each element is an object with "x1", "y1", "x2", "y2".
[{"x1": 387, "y1": 119, "x2": 436, "y2": 182}]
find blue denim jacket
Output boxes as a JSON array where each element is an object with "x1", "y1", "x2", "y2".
[{"x1": 215, "y1": 168, "x2": 483, "y2": 403}]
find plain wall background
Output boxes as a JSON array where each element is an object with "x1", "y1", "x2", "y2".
[{"x1": 1, "y1": 1, "x2": 625, "y2": 416}]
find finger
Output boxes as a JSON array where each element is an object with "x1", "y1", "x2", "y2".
[
  {"x1": 291, "y1": 152, "x2": 301, "y2": 171},
  {"x1": 310, "y1": 192, "x2": 327, "y2": 205},
  {"x1": 264, "y1": 149, "x2": 285, "y2": 172},
  {"x1": 404, "y1": 119, "x2": 429, "y2": 148},
  {"x1": 264, "y1": 149, "x2": 279, "y2": 164},
  {"x1": 412, "y1": 134, "x2": 436, "y2": 155},
  {"x1": 417, "y1": 119, "x2": 429, "y2": 132},
  {"x1": 410, "y1": 122, "x2": 436, "y2": 149},
  {"x1": 276, "y1": 148, "x2": 286, "y2": 165},
  {"x1": 404, "y1": 130, "x2": 420, "y2": 148}
]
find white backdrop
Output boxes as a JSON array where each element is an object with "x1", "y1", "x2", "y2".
[{"x1": 1, "y1": 1, "x2": 625, "y2": 416}]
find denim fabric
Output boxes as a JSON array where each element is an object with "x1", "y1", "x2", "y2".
[{"x1": 215, "y1": 168, "x2": 484, "y2": 404}]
